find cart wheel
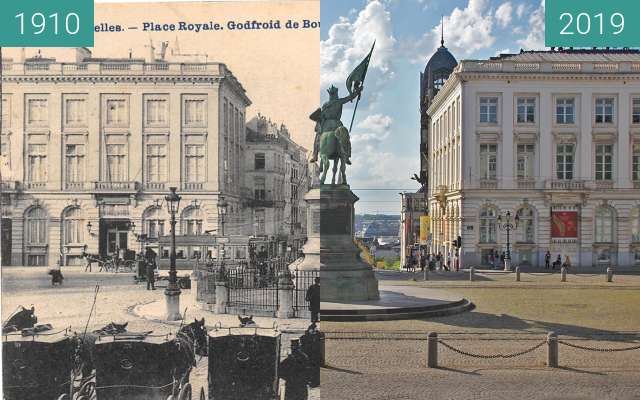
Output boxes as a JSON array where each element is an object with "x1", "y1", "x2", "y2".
[
  {"x1": 178, "y1": 382, "x2": 192, "y2": 400},
  {"x1": 199, "y1": 387, "x2": 206, "y2": 400}
]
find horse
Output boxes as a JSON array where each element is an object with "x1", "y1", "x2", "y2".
[
  {"x1": 170, "y1": 318, "x2": 208, "y2": 397},
  {"x1": 319, "y1": 126, "x2": 348, "y2": 185},
  {"x1": 2, "y1": 306, "x2": 37, "y2": 334}
]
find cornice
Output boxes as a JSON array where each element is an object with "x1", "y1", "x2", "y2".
[
  {"x1": 458, "y1": 72, "x2": 640, "y2": 82},
  {"x1": 1, "y1": 75, "x2": 225, "y2": 84}
]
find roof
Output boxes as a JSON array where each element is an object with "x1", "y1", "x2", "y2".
[
  {"x1": 490, "y1": 49, "x2": 640, "y2": 63},
  {"x1": 425, "y1": 45, "x2": 458, "y2": 75}
]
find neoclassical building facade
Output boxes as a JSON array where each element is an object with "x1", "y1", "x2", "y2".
[
  {"x1": 0, "y1": 47, "x2": 251, "y2": 266},
  {"x1": 427, "y1": 49, "x2": 640, "y2": 269}
]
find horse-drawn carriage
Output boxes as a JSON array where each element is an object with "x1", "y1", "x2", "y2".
[{"x1": 199, "y1": 326, "x2": 281, "y2": 400}]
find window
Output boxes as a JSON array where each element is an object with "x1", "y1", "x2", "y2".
[
  {"x1": 254, "y1": 176, "x2": 266, "y2": 200},
  {"x1": 517, "y1": 98, "x2": 535, "y2": 123},
  {"x1": 146, "y1": 144, "x2": 167, "y2": 183},
  {"x1": 516, "y1": 144, "x2": 535, "y2": 179},
  {"x1": 106, "y1": 100, "x2": 127, "y2": 125},
  {"x1": 556, "y1": 144, "x2": 574, "y2": 180},
  {"x1": 595, "y1": 98, "x2": 614, "y2": 124},
  {"x1": 28, "y1": 99, "x2": 48, "y2": 125},
  {"x1": 1, "y1": 137, "x2": 10, "y2": 169},
  {"x1": 633, "y1": 98, "x2": 640, "y2": 124},
  {"x1": 25, "y1": 207, "x2": 48, "y2": 245},
  {"x1": 63, "y1": 208, "x2": 84, "y2": 245},
  {"x1": 184, "y1": 99, "x2": 205, "y2": 125},
  {"x1": 184, "y1": 144, "x2": 205, "y2": 183},
  {"x1": 479, "y1": 97, "x2": 498, "y2": 123},
  {"x1": 65, "y1": 144, "x2": 85, "y2": 183},
  {"x1": 516, "y1": 208, "x2": 535, "y2": 243},
  {"x1": 27, "y1": 144, "x2": 48, "y2": 183},
  {"x1": 556, "y1": 98, "x2": 575, "y2": 124},
  {"x1": 145, "y1": 99, "x2": 167, "y2": 125},
  {"x1": 181, "y1": 208, "x2": 203, "y2": 235},
  {"x1": 65, "y1": 99, "x2": 86, "y2": 125},
  {"x1": 255, "y1": 153, "x2": 265, "y2": 170},
  {"x1": 2, "y1": 96, "x2": 10, "y2": 128},
  {"x1": 595, "y1": 144, "x2": 613, "y2": 181},
  {"x1": 480, "y1": 144, "x2": 497, "y2": 180},
  {"x1": 105, "y1": 144, "x2": 126, "y2": 181},
  {"x1": 595, "y1": 207, "x2": 615, "y2": 243},
  {"x1": 633, "y1": 144, "x2": 640, "y2": 182},
  {"x1": 143, "y1": 207, "x2": 165, "y2": 239},
  {"x1": 479, "y1": 207, "x2": 497, "y2": 243},
  {"x1": 254, "y1": 209, "x2": 265, "y2": 235},
  {"x1": 631, "y1": 208, "x2": 640, "y2": 243}
]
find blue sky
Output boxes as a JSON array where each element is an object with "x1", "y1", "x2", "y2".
[{"x1": 320, "y1": 0, "x2": 545, "y2": 214}]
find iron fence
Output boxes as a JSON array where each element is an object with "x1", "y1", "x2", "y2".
[
  {"x1": 292, "y1": 268, "x2": 319, "y2": 312},
  {"x1": 227, "y1": 269, "x2": 279, "y2": 312}
]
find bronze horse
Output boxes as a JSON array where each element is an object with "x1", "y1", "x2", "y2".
[{"x1": 2, "y1": 306, "x2": 37, "y2": 334}]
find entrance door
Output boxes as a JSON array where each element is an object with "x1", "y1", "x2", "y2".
[
  {"x1": 106, "y1": 229, "x2": 129, "y2": 255},
  {"x1": 1, "y1": 218, "x2": 12, "y2": 266}
]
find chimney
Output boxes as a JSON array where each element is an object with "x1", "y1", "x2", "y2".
[
  {"x1": 145, "y1": 39, "x2": 156, "y2": 63},
  {"x1": 75, "y1": 47, "x2": 92, "y2": 63}
]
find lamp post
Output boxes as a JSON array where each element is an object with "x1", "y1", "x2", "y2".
[
  {"x1": 497, "y1": 211, "x2": 519, "y2": 271},
  {"x1": 217, "y1": 196, "x2": 229, "y2": 266},
  {"x1": 164, "y1": 186, "x2": 182, "y2": 321}
]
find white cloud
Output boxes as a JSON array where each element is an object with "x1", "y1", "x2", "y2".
[
  {"x1": 321, "y1": 0, "x2": 396, "y2": 90},
  {"x1": 406, "y1": 0, "x2": 496, "y2": 62},
  {"x1": 517, "y1": 0, "x2": 545, "y2": 50},
  {"x1": 496, "y1": 48, "x2": 511, "y2": 56},
  {"x1": 495, "y1": 2, "x2": 513, "y2": 28},
  {"x1": 516, "y1": 3, "x2": 526, "y2": 18}
]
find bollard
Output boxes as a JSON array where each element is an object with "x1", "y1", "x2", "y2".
[
  {"x1": 427, "y1": 332, "x2": 438, "y2": 368},
  {"x1": 515, "y1": 267, "x2": 521, "y2": 282},
  {"x1": 606, "y1": 267, "x2": 613, "y2": 283},
  {"x1": 560, "y1": 267, "x2": 567, "y2": 282},
  {"x1": 469, "y1": 267, "x2": 475, "y2": 282},
  {"x1": 547, "y1": 332, "x2": 558, "y2": 368},
  {"x1": 424, "y1": 268, "x2": 429, "y2": 281}
]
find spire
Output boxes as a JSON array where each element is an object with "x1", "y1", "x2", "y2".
[{"x1": 440, "y1": 16, "x2": 445, "y2": 47}]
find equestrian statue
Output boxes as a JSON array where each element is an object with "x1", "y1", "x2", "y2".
[{"x1": 310, "y1": 41, "x2": 374, "y2": 185}]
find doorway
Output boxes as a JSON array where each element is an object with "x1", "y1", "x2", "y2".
[
  {"x1": 1, "y1": 218, "x2": 12, "y2": 266},
  {"x1": 99, "y1": 219, "x2": 130, "y2": 257}
]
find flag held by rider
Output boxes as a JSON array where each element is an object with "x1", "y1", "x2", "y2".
[{"x1": 347, "y1": 41, "x2": 375, "y2": 131}]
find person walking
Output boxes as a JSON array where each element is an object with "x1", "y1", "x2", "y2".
[
  {"x1": 144, "y1": 246, "x2": 157, "y2": 290},
  {"x1": 553, "y1": 254, "x2": 561, "y2": 270},
  {"x1": 280, "y1": 339, "x2": 311, "y2": 400},
  {"x1": 436, "y1": 252, "x2": 442, "y2": 271},
  {"x1": 545, "y1": 251, "x2": 551, "y2": 270},
  {"x1": 305, "y1": 277, "x2": 320, "y2": 323},
  {"x1": 562, "y1": 256, "x2": 572, "y2": 270}
]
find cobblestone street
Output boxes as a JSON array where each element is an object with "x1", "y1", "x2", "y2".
[
  {"x1": 322, "y1": 269, "x2": 640, "y2": 400},
  {"x1": 1, "y1": 267, "x2": 319, "y2": 399}
]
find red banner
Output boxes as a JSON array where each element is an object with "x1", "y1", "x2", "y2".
[{"x1": 551, "y1": 211, "x2": 578, "y2": 238}]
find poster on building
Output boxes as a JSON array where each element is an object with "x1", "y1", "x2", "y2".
[
  {"x1": 551, "y1": 211, "x2": 579, "y2": 238},
  {"x1": 419, "y1": 215, "x2": 431, "y2": 243}
]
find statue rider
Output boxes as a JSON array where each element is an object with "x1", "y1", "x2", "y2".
[{"x1": 309, "y1": 83, "x2": 362, "y2": 165}]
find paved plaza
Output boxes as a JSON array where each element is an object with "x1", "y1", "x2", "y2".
[
  {"x1": 1, "y1": 266, "x2": 319, "y2": 399},
  {"x1": 322, "y1": 269, "x2": 640, "y2": 400}
]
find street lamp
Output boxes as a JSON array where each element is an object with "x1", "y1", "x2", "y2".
[
  {"x1": 217, "y1": 196, "x2": 228, "y2": 236},
  {"x1": 164, "y1": 186, "x2": 182, "y2": 321},
  {"x1": 497, "y1": 211, "x2": 519, "y2": 271}
]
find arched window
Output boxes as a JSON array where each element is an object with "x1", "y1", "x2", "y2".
[
  {"x1": 516, "y1": 207, "x2": 535, "y2": 243},
  {"x1": 479, "y1": 207, "x2": 497, "y2": 243},
  {"x1": 181, "y1": 207, "x2": 203, "y2": 235},
  {"x1": 143, "y1": 207, "x2": 166, "y2": 239},
  {"x1": 631, "y1": 207, "x2": 640, "y2": 243},
  {"x1": 595, "y1": 207, "x2": 615, "y2": 243},
  {"x1": 25, "y1": 207, "x2": 48, "y2": 245},
  {"x1": 63, "y1": 208, "x2": 84, "y2": 244}
]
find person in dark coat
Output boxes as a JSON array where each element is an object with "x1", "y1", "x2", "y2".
[
  {"x1": 279, "y1": 339, "x2": 311, "y2": 400},
  {"x1": 545, "y1": 251, "x2": 551, "y2": 270},
  {"x1": 305, "y1": 277, "x2": 320, "y2": 323},
  {"x1": 144, "y1": 247, "x2": 157, "y2": 290}
]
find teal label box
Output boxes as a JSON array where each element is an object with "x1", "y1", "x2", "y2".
[
  {"x1": 546, "y1": 0, "x2": 640, "y2": 47},
  {"x1": 0, "y1": 0, "x2": 94, "y2": 47}
]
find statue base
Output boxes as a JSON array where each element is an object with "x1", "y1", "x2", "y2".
[{"x1": 318, "y1": 185, "x2": 379, "y2": 302}]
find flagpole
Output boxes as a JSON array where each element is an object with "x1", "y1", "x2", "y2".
[{"x1": 348, "y1": 93, "x2": 361, "y2": 132}]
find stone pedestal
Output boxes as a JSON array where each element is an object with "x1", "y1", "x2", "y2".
[
  {"x1": 215, "y1": 281, "x2": 228, "y2": 314},
  {"x1": 164, "y1": 287, "x2": 182, "y2": 321},
  {"x1": 318, "y1": 185, "x2": 379, "y2": 302}
]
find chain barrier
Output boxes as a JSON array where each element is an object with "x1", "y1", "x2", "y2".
[
  {"x1": 437, "y1": 339, "x2": 547, "y2": 359},
  {"x1": 558, "y1": 340, "x2": 640, "y2": 352}
]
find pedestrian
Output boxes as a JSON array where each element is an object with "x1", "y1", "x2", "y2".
[
  {"x1": 545, "y1": 251, "x2": 551, "y2": 270},
  {"x1": 48, "y1": 261, "x2": 64, "y2": 286},
  {"x1": 279, "y1": 339, "x2": 311, "y2": 400},
  {"x1": 144, "y1": 246, "x2": 157, "y2": 290},
  {"x1": 500, "y1": 251, "x2": 506, "y2": 268},
  {"x1": 305, "y1": 277, "x2": 320, "y2": 323},
  {"x1": 436, "y1": 252, "x2": 442, "y2": 270},
  {"x1": 562, "y1": 256, "x2": 571, "y2": 270},
  {"x1": 553, "y1": 255, "x2": 561, "y2": 270}
]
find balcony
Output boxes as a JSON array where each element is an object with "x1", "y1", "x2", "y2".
[
  {"x1": 0, "y1": 180, "x2": 20, "y2": 192},
  {"x1": 93, "y1": 181, "x2": 139, "y2": 193},
  {"x1": 64, "y1": 182, "x2": 88, "y2": 191},
  {"x1": 182, "y1": 182, "x2": 205, "y2": 191},
  {"x1": 545, "y1": 180, "x2": 586, "y2": 191},
  {"x1": 594, "y1": 180, "x2": 614, "y2": 190},
  {"x1": 24, "y1": 182, "x2": 47, "y2": 190},
  {"x1": 144, "y1": 182, "x2": 166, "y2": 191},
  {"x1": 517, "y1": 179, "x2": 536, "y2": 190},
  {"x1": 479, "y1": 179, "x2": 498, "y2": 189}
]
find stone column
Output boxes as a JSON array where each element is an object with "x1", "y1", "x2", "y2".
[
  {"x1": 277, "y1": 272, "x2": 295, "y2": 319},
  {"x1": 215, "y1": 277, "x2": 228, "y2": 314}
]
